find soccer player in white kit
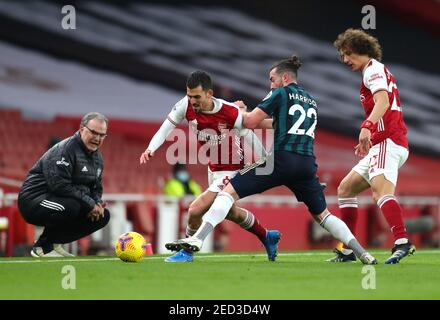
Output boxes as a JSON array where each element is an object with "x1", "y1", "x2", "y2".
[
  {"x1": 140, "y1": 71, "x2": 280, "y2": 262},
  {"x1": 329, "y1": 28, "x2": 415, "y2": 264}
]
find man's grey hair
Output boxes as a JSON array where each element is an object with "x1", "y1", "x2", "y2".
[{"x1": 80, "y1": 112, "x2": 108, "y2": 128}]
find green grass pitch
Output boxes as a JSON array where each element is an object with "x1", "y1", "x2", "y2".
[{"x1": 1, "y1": 250, "x2": 439, "y2": 299}]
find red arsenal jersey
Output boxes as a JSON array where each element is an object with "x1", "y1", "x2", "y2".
[
  {"x1": 168, "y1": 96, "x2": 244, "y2": 172},
  {"x1": 360, "y1": 59, "x2": 408, "y2": 148}
]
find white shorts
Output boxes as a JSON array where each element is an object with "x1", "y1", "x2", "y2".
[
  {"x1": 207, "y1": 168, "x2": 238, "y2": 193},
  {"x1": 353, "y1": 138, "x2": 408, "y2": 186}
]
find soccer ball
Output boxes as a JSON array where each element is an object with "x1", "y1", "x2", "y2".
[{"x1": 115, "y1": 232, "x2": 147, "y2": 262}]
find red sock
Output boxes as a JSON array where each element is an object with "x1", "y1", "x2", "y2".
[
  {"x1": 240, "y1": 210, "x2": 267, "y2": 242},
  {"x1": 377, "y1": 195, "x2": 408, "y2": 242},
  {"x1": 248, "y1": 219, "x2": 267, "y2": 243},
  {"x1": 339, "y1": 198, "x2": 358, "y2": 249}
]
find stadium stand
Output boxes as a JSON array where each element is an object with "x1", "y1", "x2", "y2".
[{"x1": 0, "y1": 1, "x2": 439, "y2": 155}]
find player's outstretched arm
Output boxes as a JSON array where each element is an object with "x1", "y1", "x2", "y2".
[
  {"x1": 243, "y1": 107, "x2": 269, "y2": 129},
  {"x1": 256, "y1": 118, "x2": 273, "y2": 129},
  {"x1": 235, "y1": 100, "x2": 272, "y2": 129},
  {"x1": 139, "y1": 118, "x2": 176, "y2": 164}
]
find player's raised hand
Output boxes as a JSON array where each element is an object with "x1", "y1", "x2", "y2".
[{"x1": 140, "y1": 149, "x2": 155, "y2": 164}]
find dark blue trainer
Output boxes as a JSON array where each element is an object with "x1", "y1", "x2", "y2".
[{"x1": 385, "y1": 242, "x2": 415, "y2": 264}]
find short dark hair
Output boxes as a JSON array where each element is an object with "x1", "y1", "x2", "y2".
[
  {"x1": 270, "y1": 55, "x2": 302, "y2": 78},
  {"x1": 80, "y1": 112, "x2": 108, "y2": 128},
  {"x1": 186, "y1": 70, "x2": 213, "y2": 91},
  {"x1": 334, "y1": 28, "x2": 382, "y2": 61}
]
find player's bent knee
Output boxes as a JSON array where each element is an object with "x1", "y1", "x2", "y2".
[
  {"x1": 222, "y1": 183, "x2": 239, "y2": 201},
  {"x1": 337, "y1": 182, "x2": 351, "y2": 198},
  {"x1": 371, "y1": 192, "x2": 383, "y2": 204}
]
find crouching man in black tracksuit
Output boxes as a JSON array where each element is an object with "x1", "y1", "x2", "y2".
[{"x1": 18, "y1": 112, "x2": 110, "y2": 257}]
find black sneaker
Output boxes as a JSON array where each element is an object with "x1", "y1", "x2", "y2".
[
  {"x1": 326, "y1": 249, "x2": 357, "y2": 262},
  {"x1": 384, "y1": 242, "x2": 416, "y2": 264},
  {"x1": 165, "y1": 242, "x2": 181, "y2": 252}
]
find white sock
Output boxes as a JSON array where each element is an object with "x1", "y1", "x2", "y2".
[
  {"x1": 338, "y1": 197, "x2": 358, "y2": 208},
  {"x1": 395, "y1": 238, "x2": 408, "y2": 245},
  {"x1": 320, "y1": 213, "x2": 355, "y2": 245},
  {"x1": 201, "y1": 191, "x2": 235, "y2": 228}
]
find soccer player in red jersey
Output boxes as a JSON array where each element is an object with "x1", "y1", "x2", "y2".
[
  {"x1": 140, "y1": 70, "x2": 280, "y2": 262},
  {"x1": 329, "y1": 28, "x2": 415, "y2": 264}
]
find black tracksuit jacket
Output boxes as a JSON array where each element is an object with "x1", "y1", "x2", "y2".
[{"x1": 18, "y1": 131, "x2": 104, "y2": 212}]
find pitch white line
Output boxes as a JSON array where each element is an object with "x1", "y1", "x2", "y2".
[
  {"x1": 195, "y1": 250, "x2": 440, "y2": 259},
  {"x1": 0, "y1": 250, "x2": 438, "y2": 264},
  {"x1": 0, "y1": 258, "x2": 119, "y2": 264}
]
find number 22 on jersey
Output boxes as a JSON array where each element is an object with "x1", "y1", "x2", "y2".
[{"x1": 287, "y1": 104, "x2": 317, "y2": 138}]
